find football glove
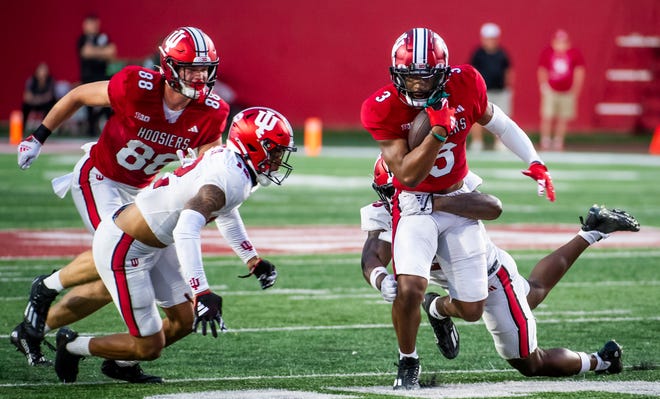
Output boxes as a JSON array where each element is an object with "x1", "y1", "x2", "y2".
[
  {"x1": 176, "y1": 148, "x2": 197, "y2": 168},
  {"x1": 397, "y1": 192, "x2": 432, "y2": 216},
  {"x1": 239, "y1": 259, "x2": 278, "y2": 289},
  {"x1": 17, "y1": 135, "x2": 43, "y2": 170},
  {"x1": 424, "y1": 98, "x2": 456, "y2": 136},
  {"x1": 522, "y1": 162, "x2": 556, "y2": 202},
  {"x1": 192, "y1": 290, "x2": 227, "y2": 338},
  {"x1": 380, "y1": 274, "x2": 398, "y2": 303}
]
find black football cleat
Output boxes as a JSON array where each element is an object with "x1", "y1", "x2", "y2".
[
  {"x1": 596, "y1": 340, "x2": 623, "y2": 375},
  {"x1": 55, "y1": 327, "x2": 84, "y2": 383},
  {"x1": 24, "y1": 273, "x2": 59, "y2": 338},
  {"x1": 10, "y1": 321, "x2": 51, "y2": 366},
  {"x1": 423, "y1": 292, "x2": 460, "y2": 359},
  {"x1": 101, "y1": 360, "x2": 164, "y2": 383},
  {"x1": 393, "y1": 356, "x2": 421, "y2": 390},
  {"x1": 580, "y1": 205, "x2": 640, "y2": 235}
]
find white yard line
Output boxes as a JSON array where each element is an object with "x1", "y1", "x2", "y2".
[{"x1": 0, "y1": 315, "x2": 657, "y2": 338}]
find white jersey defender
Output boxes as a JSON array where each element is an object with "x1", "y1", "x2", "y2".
[
  {"x1": 137, "y1": 146, "x2": 254, "y2": 246},
  {"x1": 93, "y1": 106, "x2": 297, "y2": 338},
  {"x1": 360, "y1": 192, "x2": 537, "y2": 360}
]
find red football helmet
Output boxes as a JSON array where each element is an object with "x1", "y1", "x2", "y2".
[
  {"x1": 372, "y1": 154, "x2": 395, "y2": 209},
  {"x1": 390, "y1": 27, "x2": 451, "y2": 108},
  {"x1": 227, "y1": 107, "x2": 297, "y2": 186},
  {"x1": 159, "y1": 27, "x2": 219, "y2": 100}
]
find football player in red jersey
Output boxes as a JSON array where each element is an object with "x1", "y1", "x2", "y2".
[
  {"x1": 361, "y1": 156, "x2": 638, "y2": 383},
  {"x1": 53, "y1": 107, "x2": 296, "y2": 383},
  {"x1": 12, "y1": 27, "x2": 230, "y2": 383},
  {"x1": 360, "y1": 27, "x2": 556, "y2": 390}
]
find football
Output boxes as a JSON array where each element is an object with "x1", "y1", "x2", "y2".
[{"x1": 408, "y1": 110, "x2": 431, "y2": 150}]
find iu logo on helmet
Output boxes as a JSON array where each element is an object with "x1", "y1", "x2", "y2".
[
  {"x1": 163, "y1": 29, "x2": 187, "y2": 53},
  {"x1": 254, "y1": 110, "x2": 278, "y2": 137}
]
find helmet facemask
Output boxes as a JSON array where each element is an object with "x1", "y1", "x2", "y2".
[
  {"x1": 162, "y1": 58, "x2": 218, "y2": 100},
  {"x1": 390, "y1": 65, "x2": 450, "y2": 108},
  {"x1": 254, "y1": 139, "x2": 296, "y2": 186},
  {"x1": 372, "y1": 182, "x2": 395, "y2": 213}
]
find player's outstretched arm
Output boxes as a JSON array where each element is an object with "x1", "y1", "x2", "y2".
[
  {"x1": 433, "y1": 192, "x2": 502, "y2": 220},
  {"x1": 398, "y1": 191, "x2": 502, "y2": 220},
  {"x1": 477, "y1": 102, "x2": 556, "y2": 202},
  {"x1": 17, "y1": 81, "x2": 110, "y2": 169}
]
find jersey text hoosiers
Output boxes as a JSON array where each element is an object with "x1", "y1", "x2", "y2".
[{"x1": 137, "y1": 127, "x2": 191, "y2": 149}]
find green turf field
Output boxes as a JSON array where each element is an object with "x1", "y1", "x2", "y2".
[{"x1": 0, "y1": 147, "x2": 658, "y2": 398}]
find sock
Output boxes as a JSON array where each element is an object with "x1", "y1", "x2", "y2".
[
  {"x1": 429, "y1": 297, "x2": 447, "y2": 320},
  {"x1": 577, "y1": 230, "x2": 609, "y2": 245},
  {"x1": 66, "y1": 336, "x2": 92, "y2": 356},
  {"x1": 577, "y1": 351, "x2": 591, "y2": 374},
  {"x1": 592, "y1": 351, "x2": 611, "y2": 371},
  {"x1": 43, "y1": 271, "x2": 65, "y2": 292},
  {"x1": 114, "y1": 360, "x2": 138, "y2": 367},
  {"x1": 399, "y1": 349, "x2": 418, "y2": 360}
]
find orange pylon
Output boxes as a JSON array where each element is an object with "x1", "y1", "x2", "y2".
[
  {"x1": 9, "y1": 110, "x2": 23, "y2": 145},
  {"x1": 650, "y1": 125, "x2": 660, "y2": 155},
  {"x1": 304, "y1": 117, "x2": 322, "y2": 157}
]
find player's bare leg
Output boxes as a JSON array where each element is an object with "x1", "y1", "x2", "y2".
[
  {"x1": 509, "y1": 348, "x2": 587, "y2": 376},
  {"x1": 392, "y1": 274, "x2": 426, "y2": 390},
  {"x1": 526, "y1": 236, "x2": 588, "y2": 309},
  {"x1": 508, "y1": 342, "x2": 623, "y2": 377},
  {"x1": 44, "y1": 280, "x2": 112, "y2": 333},
  {"x1": 527, "y1": 205, "x2": 640, "y2": 310},
  {"x1": 431, "y1": 295, "x2": 485, "y2": 322},
  {"x1": 509, "y1": 205, "x2": 639, "y2": 377},
  {"x1": 60, "y1": 302, "x2": 194, "y2": 358},
  {"x1": 55, "y1": 302, "x2": 196, "y2": 383},
  {"x1": 392, "y1": 275, "x2": 427, "y2": 354},
  {"x1": 161, "y1": 302, "x2": 195, "y2": 346},
  {"x1": 21, "y1": 250, "x2": 100, "y2": 337},
  {"x1": 57, "y1": 250, "x2": 100, "y2": 287}
]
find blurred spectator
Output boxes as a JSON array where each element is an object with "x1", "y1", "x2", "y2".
[
  {"x1": 537, "y1": 29, "x2": 585, "y2": 151},
  {"x1": 468, "y1": 22, "x2": 513, "y2": 151},
  {"x1": 22, "y1": 62, "x2": 56, "y2": 133},
  {"x1": 78, "y1": 13, "x2": 116, "y2": 136}
]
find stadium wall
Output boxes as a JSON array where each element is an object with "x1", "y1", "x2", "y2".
[{"x1": 3, "y1": 0, "x2": 658, "y2": 132}]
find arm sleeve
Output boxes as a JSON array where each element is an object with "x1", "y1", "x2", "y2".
[
  {"x1": 483, "y1": 104, "x2": 542, "y2": 164},
  {"x1": 214, "y1": 208, "x2": 258, "y2": 263},
  {"x1": 173, "y1": 209, "x2": 209, "y2": 295}
]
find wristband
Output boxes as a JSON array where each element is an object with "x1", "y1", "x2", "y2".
[
  {"x1": 32, "y1": 124, "x2": 53, "y2": 144},
  {"x1": 369, "y1": 266, "x2": 388, "y2": 290},
  {"x1": 431, "y1": 132, "x2": 447, "y2": 142}
]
